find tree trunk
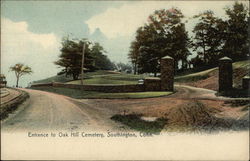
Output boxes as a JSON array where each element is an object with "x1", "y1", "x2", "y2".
[
  {"x1": 16, "y1": 77, "x2": 19, "y2": 87},
  {"x1": 72, "y1": 73, "x2": 78, "y2": 80},
  {"x1": 134, "y1": 63, "x2": 137, "y2": 75}
]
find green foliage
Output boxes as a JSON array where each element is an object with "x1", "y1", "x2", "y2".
[
  {"x1": 65, "y1": 70, "x2": 148, "y2": 85},
  {"x1": 191, "y1": 10, "x2": 225, "y2": 67},
  {"x1": 191, "y1": 2, "x2": 249, "y2": 68},
  {"x1": 129, "y1": 2, "x2": 249, "y2": 73},
  {"x1": 175, "y1": 60, "x2": 250, "y2": 84},
  {"x1": 222, "y1": 2, "x2": 249, "y2": 61},
  {"x1": 67, "y1": 72, "x2": 144, "y2": 85},
  {"x1": 91, "y1": 43, "x2": 116, "y2": 70},
  {"x1": 9, "y1": 63, "x2": 32, "y2": 87},
  {"x1": 55, "y1": 37, "x2": 114, "y2": 80},
  {"x1": 129, "y1": 8, "x2": 190, "y2": 75}
]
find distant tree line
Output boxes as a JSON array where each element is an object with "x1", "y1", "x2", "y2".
[
  {"x1": 128, "y1": 2, "x2": 249, "y2": 75},
  {"x1": 55, "y1": 37, "x2": 115, "y2": 80}
]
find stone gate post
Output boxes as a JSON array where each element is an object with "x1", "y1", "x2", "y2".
[
  {"x1": 219, "y1": 57, "x2": 233, "y2": 92},
  {"x1": 161, "y1": 56, "x2": 174, "y2": 91}
]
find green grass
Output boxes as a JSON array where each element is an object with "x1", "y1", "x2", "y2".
[
  {"x1": 89, "y1": 91, "x2": 172, "y2": 99},
  {"x1": 175, "y1": 60, "x2": 250, "y2": 83},
  {"x1": 33, "y1": 74, "x2": 72, "y2": 84},
  {"x1": 31, "y1": 86, "x2": 172, "y2": 99},
  {"x1": 67, "y1": 73, "x2": 145, "y2": 85},
  {"x1": 67, "y1": 77, "x2": 138, "y2": 85},
  {"x1": 232, "y1": 60, "x2": 250, "y2": 68},
  {"x1": 33, "y1": 70, "x2": 120, "y2": 84},
  {"x1": 34, "y1": 70, "x2": 147, "y2": 85},
  {"x1": 33, "y1": 60, "x2": 249, "y2": 86},
  {"x1": 111, "y1": 114, "x2": 167, "y2": 133}
]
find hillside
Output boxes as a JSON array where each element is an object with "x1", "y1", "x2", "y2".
[
  {"x1": 32, "y1": 60, "x2": 249, "y2": 90},
  {"x1": 32, "y1": 71, "x2": 123, "y2": 84},
  {"x1": 175, "y1": 60, "x2": 250, "y2": 90}
]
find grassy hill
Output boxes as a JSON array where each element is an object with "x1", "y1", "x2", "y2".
[
  {"x1": 67, "y1": 73, "x2": 145, "y2": 85},
  {"x1": 175, "y1": 60, "x2": 250, "y2": 90},
  {"x1": 32, "y1": 60, "x2": 249, "y2": 90},
  {"x1": 32, "y1": 70, "x2": 147, "y2": 85}
]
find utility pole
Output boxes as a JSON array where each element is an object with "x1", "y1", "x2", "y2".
[{"x1": 81, "y1": 43, "x2": 85, "y2": 85}]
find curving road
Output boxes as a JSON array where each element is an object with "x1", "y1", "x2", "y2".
[
  {"x1": 1, "y1": 89, "x2": 122, "y2": 132},
  {"x1": 1, "y1": 85, "x2": 248, "y2": 132}
]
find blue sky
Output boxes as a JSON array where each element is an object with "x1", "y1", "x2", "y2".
[{"x1": 1, "y1": 0, "x2": 248, "y2": 87}]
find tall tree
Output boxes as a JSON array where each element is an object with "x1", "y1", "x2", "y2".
[
  {"x1": 223, "y1": 2, "x2": 249, "y2": 61},
  {"x1": 55, "y1": 37, "x2": 94, "y2": 80},
  {"x1": 91, "y1": 43, "x2": 115, "y2": 70},
  {"x1": 9, "y1": 63, "x2": 32, "y2": 87},
  {"x1": 192, "y1": 10, "x2": 225, "y2": 67},
  {"x1": 128, "y1": 40, "x2": 140, "y2": 74},
  {"x1": 129, "y1": 8, "x2": 190, "y2": 75},
  {"x1": 55, "y1": 37, "x2": 114, "y2": 80}
]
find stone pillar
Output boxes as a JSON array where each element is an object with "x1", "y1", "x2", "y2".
[
  {"x1": 242, "y1": 76, "x2": 250, "y2": 90},
  {"x1": 219, "y1": 57, "x2": 233, "y2": 92},
  {"x1": 161, "y1": 56, "x2": 174, "y2": 91}
]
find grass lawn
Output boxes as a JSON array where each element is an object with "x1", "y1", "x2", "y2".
[
  {"x1": 67, "y1": 77, "x2": 138, "y2": 85},
  {"x1": 66, "y1": 73, "x2": 146, "y2": 85},
  {"x1": 31, "y1": 86, "x2": 172, "y2": 99},
  {"x1": 33, "y1": 60, "x2": 249, "y2": 87},
  {"x1": 33, "y1": 70, "x2": 121, "y2": 84},
  {"x1": 175, "y1": 60, "x2": 250, "y2": 83}
]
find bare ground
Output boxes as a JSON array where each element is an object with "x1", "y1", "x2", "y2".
[{"x1": 1, "y1": 85, "x2": 248, "y2": 132}]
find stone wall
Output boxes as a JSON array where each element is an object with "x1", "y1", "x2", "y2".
[
  {"x1": 144, "y1": 77, "x2": 161, "y2": 91},
  {"x1": 219, "y1": 57, "x2": 233, "y2": 92},
  {"x1": 32, "y1": 82, "x2": 145, "y2": 93},
  {"x1": 31, "y1": 83, "x2": 53, "y2": 87},
  {"x1": 31, "y1": 56, "x2": 176, "y2": 93}
]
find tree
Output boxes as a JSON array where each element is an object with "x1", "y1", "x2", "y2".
[
  {"x1": 136, "y1": 25, "x2": 160, "y2": 75},
  {"x1": 55, "y1": 37, "x2": 114, "y2": 80},
  {"x1": 128, "y1": 40, "x2": 140, "y2": 74},
  {"x1": 55, "y1": 37, "x2": 94, "y2": 80},
  {"x1": 91, "y1": 43, "x2": 115, "y2": 70},
  {"x1": 129, "y1": 8, "x2": 190, "y2": 75},
  {"x1": 192, "y1": 10, "x2": 225, "y2": 67},
  {"x1": 222, "y1": 2, "x2": 249, "y2": 61},
  {"x1": 9, "y1": 63, "x2": 32, "y2": 87}
]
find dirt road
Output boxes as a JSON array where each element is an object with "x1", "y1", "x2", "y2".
[
  {"x1": 1, "y1": 85, "x2": 248, "y2": 132},
  {"x1": 1, "y1": 89, "x2": 122, "y2": 132}
]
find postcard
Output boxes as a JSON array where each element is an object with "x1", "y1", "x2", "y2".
[{"x1": 1, "y1": 0, "x2": 249, "y2": 160}]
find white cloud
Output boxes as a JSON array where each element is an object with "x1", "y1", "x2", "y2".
[
  {"x1": 86, "y1": 1, "x2": 248, "y2": 39},
  {"x1": 1, "y1": 18, "x2": 60, "y2": 87}
]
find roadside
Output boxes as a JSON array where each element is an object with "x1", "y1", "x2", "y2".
[
  {"x1": 1, "y1": 88, "x2": 127, "y2": 132},
  {"x1": 0, "y1": 88, "x2": 29, "y2": 120},
  {"x1": 1, "y1": 85, "x2": 249, "y2": 133},
  {"x1": 72, "y1": 85, "x2": 249, "y2": 132},
  {"x1": 29, "y1": 86, "x2": 173, "y2": 99}
]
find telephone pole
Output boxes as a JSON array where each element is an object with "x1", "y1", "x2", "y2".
[{"x1": 81, "y1": 43, "x2": 85, "y2": 85}]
